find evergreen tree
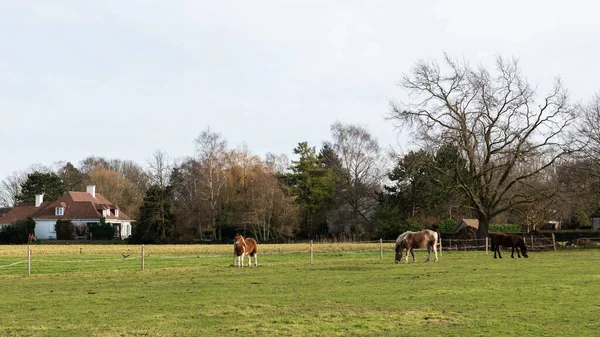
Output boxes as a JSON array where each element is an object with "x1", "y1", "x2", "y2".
[
  {"x1": 133, "y1": 185, "x2": 176, "y2": 243},
  {"x1": 283, "y1": 142, "x2": 336, "y2": 238},
  {"x1": 17, "y1": 172, "x2": 65, "y2": 203}
]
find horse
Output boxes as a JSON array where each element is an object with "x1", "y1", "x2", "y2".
[
  {"x1": 489, "y1": 233, "x2": 528, "y2": 259},
  {"x1": 395, "y1": 229, "x2": 439, "y2": 264},
  {"x1": 233, "y1": 233, "x2": 258, "y2": 268}
]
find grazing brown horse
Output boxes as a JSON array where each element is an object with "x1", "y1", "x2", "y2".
[
  {"x1": 490, "y1": 233, "x2": 528, "y2": 259},
  {"x1": 233, "y1": 233, "x2": 258, "y2": 267},
  {"x1": 395, "y1": 229, "x2": 439, "y2": 264}
]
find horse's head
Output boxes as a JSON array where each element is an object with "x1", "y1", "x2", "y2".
[
  {"x1": 234, "y1": 233, "x2": 246, "y2": 247},
  {"x1": 394, "y1": 238, "x2": 407, "y2": 263},
  {"x1": 520, "y1": 239, "x2": 529, "y2": 258}
]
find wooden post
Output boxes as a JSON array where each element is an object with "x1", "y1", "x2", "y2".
[
  {"x1": 141, "y1": 244, "x2": 145, "y2": 271},
  {"x1": 27, "y1": 247, "x2": 31, "y2": 277},
  {"x1": 379, "y1": 238, "x2": 383, "y2": 260},
  {"x1": 80, "y1": 247, "x2": 82, "y2": 255},
  {"x1": 449, "y1": 238, "x2": 451, "y2": 251},
  {"x1": 310, "y1": 240, "x2": 313, "y2": 264},
  {"x1": 486, "y1": 237, "x2": 489, "y2": 254},
  {"x1": 438, "y1": 234, "x2": 442, "y2": 256},
  {"x1": 552, "y1": 233, "x2": 557, "y2": 251}
]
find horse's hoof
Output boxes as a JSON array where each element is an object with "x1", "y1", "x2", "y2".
[
  {"x1": 395, "y1": 260, "x2": 399, "y2": 264},
  {"x1": 403, "y1": 261, "x2": 408, "y2": 264}
]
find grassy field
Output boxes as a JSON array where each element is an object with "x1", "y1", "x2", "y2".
[{"x1": 0, "y1": 243, "x2": 599, "y2": 336}]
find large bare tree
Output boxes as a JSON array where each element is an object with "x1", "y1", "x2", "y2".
[
  {"x1": 195, "y1": 127, "x2": 228, "y2": 240},
  {"x1": 390, "y1": 55, "x2": 578, "y2": 238},
  {"x1": 328, "y1": 122, "x2": 383, "y2": 236}
]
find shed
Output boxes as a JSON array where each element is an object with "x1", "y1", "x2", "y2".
[
  {"x1": 591, "y1": 209, "x2": 600, "y2": 230},
  {"x1": 453, "y1": 219, "x2": 479, "y2": 233}
]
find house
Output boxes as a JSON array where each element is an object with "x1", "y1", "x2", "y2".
[
  {"x1": 453, "y1": 218, "x2": 479, "y2": 233},
  {"x1": 591, "y1": 209, "x2": 600, "y2": 230},
  {"x1": 539, "y1": 221, "x2": 561, "y2": 230},
  {"x1": 0, "y1": 185, "x2": 132, "y2": 239}
]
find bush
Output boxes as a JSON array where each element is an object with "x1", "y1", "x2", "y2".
[
  {"x1": 489, "y1": 223, "x2": 522, "y2": 233},
  {"x1": 87, "y1": 218, "x2": 115, "y2": 240},
  {"x1": 55, "y1": 219, "x2": 74, "y2": 240},
  {"x1": 436, "y1": 218, "x2": 458, "y2": 233},
  {"x1": 0, "y1": 217, "x2": 36, "y2": 244}
]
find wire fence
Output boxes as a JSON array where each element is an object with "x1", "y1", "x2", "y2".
[{"x1": 1, "y1": 234, "x2": 599, "y2": 276}]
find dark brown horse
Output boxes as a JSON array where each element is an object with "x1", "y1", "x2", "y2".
[
  {"x1": 233, "y1": 233, "x2": 258, "y2": 267},
  {"x1": 490, "y1": 233, "x2": 528, "y2": 259}
]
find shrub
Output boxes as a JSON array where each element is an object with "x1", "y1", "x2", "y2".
[
  {"x1": 436, "y1": 218, "x2": 458, "y2": 233},
  {"x1": 55, "y1": 219, "x2": 74, "y2": 240},
  {"x1": 0, "y1": 217, "x2": 36, "y2": 244},
  {"x1": 489, "y1": 223, "x2": 522, "y2": 233},
  {"x1": 87, "y1": 218, "x2": 115, "y2": 240}
]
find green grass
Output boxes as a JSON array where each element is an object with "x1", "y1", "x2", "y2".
[{"x1": 0, "y1": 245, "x2": 599, "y2": 336}]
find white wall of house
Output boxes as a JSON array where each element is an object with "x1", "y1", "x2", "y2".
[
  {"x1": 35, "y1": 220, "x2": 58, "y2": 239},
  {"x1": 34, "y1": 219, "x2": 133, "y2": 239}
]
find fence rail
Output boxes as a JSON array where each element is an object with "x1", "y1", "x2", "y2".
[{"x1": 1, "y1": 235, "x2": 599, "y2": 276}]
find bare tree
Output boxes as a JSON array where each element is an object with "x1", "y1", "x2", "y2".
[
  {"x1": 148, "y1": 150, "x2": 172, "y2": 189},
  {"x1": 390, "y1": 55, "x2": 579, "y2": 238},
  {"x1": 0, "y1": 171, "x2": 26, "y2": 208},
  {"x1": 328, "y1": 122, "x2": 383, "y2": 236},
  {"x1": 194, "y1": 127, "x2": 228, "y2": 240}
]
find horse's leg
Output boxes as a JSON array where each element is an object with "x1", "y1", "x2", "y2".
[
  {"x1": 511, "y1": 246, "x2": 515, "y2": 258},
  {"x1": 248, "y1": 253, "x2": 252, "y2": 267},
  {"x1": 233, "y1": 253, "x2": 237, "y2": 267},
  {"x1": 497, "y1": 246, "x2": 502, "y2": 259},
  {"x1": 433, "y1": 241, "x2": 438, "y2": 262},
  {"x1": 516, "y1": 246, "x2": 521, "y2": 258},
  {"x1": 425, "y1": 245, "x2": 431, "y2": 263},
  {"x1": 404, "y1": 248, "x2": 409, "y2": 264},
  {"x1": 410, "y1": 249, "x2": 416, "y2": 263},
  {"x1": 254, "y1": 253, "x2": 258, "y2": 267}
]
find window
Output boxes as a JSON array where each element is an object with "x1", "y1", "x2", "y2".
[
  {"x1": 55, "y1": 207, "x2": 64, "y2": 216},
  {"x1": 115, "y1": 209, "x2": 119, "y2": 217}
]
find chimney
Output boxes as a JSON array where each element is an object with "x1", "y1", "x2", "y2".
[
  {"x1": 86, "y1": 185, "x2": 96, "y2": 198},
  {"x1": 35, "y1": 194, "x2": 44, "y2": 207}
]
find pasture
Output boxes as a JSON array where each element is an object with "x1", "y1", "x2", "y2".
[{"x1": 0, "y1": 243, "x2": 599, "y2": 336}]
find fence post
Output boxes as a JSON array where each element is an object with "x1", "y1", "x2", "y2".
[
  {"x1": 141, "y1": 244, "x2": 145, "y2": 271},
  {"x1": 27, "y1": 247, "x2": 31, "y2": 277},
  {"x1": 379, "y1": 238, "x2": 383, "y2": 260},
  {"x1": 552, "y1": 233, "x2": 557, "y2": 251},
  {"x1": 310, "y1": 240, "x2": 313, "y2": 264},
  {"x1": 80, "y1": 247, "x2": 82, "y2": 255},
  {"x1": 449, "y1": 238, "x2": 451, "y2": 251},
  {"x1": 486, "y1": 237, "x2": 489, "y2": 254},
  {"x1": 438, "y1": 234, "x2": 442, "y2": 256}
]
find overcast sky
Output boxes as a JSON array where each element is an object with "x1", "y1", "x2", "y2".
[{"x1": 2, "y1": 0, "x2": 600, "y2": 180}]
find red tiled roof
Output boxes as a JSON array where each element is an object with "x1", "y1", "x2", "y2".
[
  {"x1": 0, "y1": 191, "x2": 131, "y2": 224},
  {"x1": 0, "y1": 202, "x2": 51, "y2": 225}
]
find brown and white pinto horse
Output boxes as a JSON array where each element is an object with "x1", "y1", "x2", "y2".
[
  {"x1": 490, "y1": 233, "x2": 528, "y2": 259},
  {"x1": 395, "y1": 229, "x2": 439, "y2": 264},
  {"x1": 233, "y1": 233, "x2": 258, "y2": 267}
]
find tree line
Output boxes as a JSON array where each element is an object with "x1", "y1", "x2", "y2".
[{"x1": 2, "y1": 55, "x2": 600, "y2": 241}]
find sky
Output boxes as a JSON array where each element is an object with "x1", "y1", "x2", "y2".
[{"x1": 2, "y1": 0, "x2": 600, "y2": 180}]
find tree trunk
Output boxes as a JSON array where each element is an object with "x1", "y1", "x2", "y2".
[{"x1": 477, "y1": 216, "x2": 490, "y2": 239}]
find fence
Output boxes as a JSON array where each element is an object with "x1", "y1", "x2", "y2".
[{"x1": 1, "y1": 234, "x2": 599, "y2": 276}]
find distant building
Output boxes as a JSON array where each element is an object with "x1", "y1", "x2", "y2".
[
  {"x1": 591, "y1": 209, "x2": 600, "y2": 230},
  {"x1": 453, "y1": 219, "x2": 479, "y2": 233},
  {"x1": 0, "y1": 185, "x2": 132, "y2": 239}
]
